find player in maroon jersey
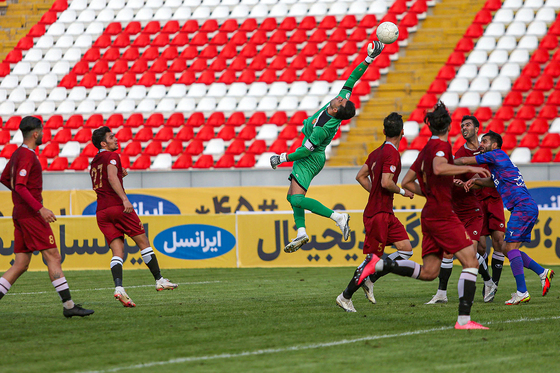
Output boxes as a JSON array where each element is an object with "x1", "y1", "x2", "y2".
[
  {"x1": 355, "y1": 103, "x2": 491, "y2": 329},
  {"x1": 336, "y1": 113, "x2": 415, "y2": 312},
  {"x1": 425, "y1": 115, "x2": 498, "y2": 305},
  {"x1": 0, "y1": 117, "x2": 93, "y2": 318},
  {"x1": 91, "y1": 126, "x2": 177, "y2": 307}
]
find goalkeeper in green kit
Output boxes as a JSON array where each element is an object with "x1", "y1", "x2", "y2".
[{"x1": 270, "y1": 41, "x2": 385, "y2": 253}]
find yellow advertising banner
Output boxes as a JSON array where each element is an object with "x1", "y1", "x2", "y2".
[
  {"x1": 1, "y1": 209, "x2": 559, "y2": 271},
  {"x1": 0, "y1": 190, "x2": 72, "y2": 217}
]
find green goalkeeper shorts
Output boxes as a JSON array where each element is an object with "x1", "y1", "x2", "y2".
[{"x1": 288, "y1": 152, "x2": 326, "y2": 191}]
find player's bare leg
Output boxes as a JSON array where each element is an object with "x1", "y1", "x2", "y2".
[
  {"x1": 42, "y1": 248, "x2": 94, "y2": 317},
  {"x1": 285, "y1": 179, "x2": 349, "y2": 253},
  {"x1": 109, "y1": 238, "x2": 135, "y2": 307},
  {"x1": 0, "y1": 253, "x2": 32, "y2": 301},
  {"x1": 131, "y1": 234, "x2": 177, "y2": 291}
]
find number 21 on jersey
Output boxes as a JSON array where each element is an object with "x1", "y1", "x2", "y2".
[{"x1": 91, "y1": 164, "x2": 103, "y2": 190}]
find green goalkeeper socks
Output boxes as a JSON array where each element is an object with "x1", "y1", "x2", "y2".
[
  {"x1": 287, "y1": 194, "x2": 306, "y2": 229},
  {"x1": 290, "y1": 194, "x2": 333, "y2": 219}
]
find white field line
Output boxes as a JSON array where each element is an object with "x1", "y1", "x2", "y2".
[
  {"x1": 80, "y1": 315, "x2": 560, "y2": 373},
  {"x1": 5, "y1": 281, "x2": 220, "y2": 296}
]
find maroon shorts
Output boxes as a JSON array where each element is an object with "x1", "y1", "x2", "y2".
[
  {"x1": 480, "y1": 197, "x2": 506, "y2": 236},
  {"x1": 96, "y1": 205, "x2": 145, "y2": 244},
  {"x1": 456, "y1": 211, "x2": 483, "y2": 242},
  {"x1": 421, "y1": 216, "x2": 473, "y2": 259},
  {"x1": 363, "y1": 212, "x2": 409, "y2": 257},
  {"x1": 13, "y1": 215, "x2": 57, "y2": 253}
]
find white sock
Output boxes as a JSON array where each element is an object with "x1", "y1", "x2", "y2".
[
  {"x1": 457, "y1": 315, "x2": 470, "y2": 326},
  {"x1": 539, "y1": 270, "x2": 548, "y2": 279},
  {"x1": 436, "y1": 289, "x2": 447, "y2": 297},
  {"x1": 330, "y1": 211, "x2": 342, "y2": 222},
  {"x1": 0, "y1": 277, "x2": 11, "y2": 296},
  {"x1": 297, "y1": 227, "x2": 307, "y2": 237},
  {"x1": 517, "y1": 290, "x2": 527, "y2": 297},
  {"x1": 63, "y1": 300, "x2": 75, "y2": 309},
  {"x1": 484, "y1": 279, "x2": 494, "y2": 286}
]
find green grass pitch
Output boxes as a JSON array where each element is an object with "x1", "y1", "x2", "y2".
[{"x1": 1, "y1": 266, "x2": 559, "y2": 373}]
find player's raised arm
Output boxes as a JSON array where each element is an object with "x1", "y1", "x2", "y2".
[
  {"x1": 339, "y1": 41, "x2": 384, "y2": 98},
  {"x1": 107, "y1": 164, "x2": 133, "y2": 213},
  {"x1": 356, "y1": 163, "x2": 371, "y2": 192}
]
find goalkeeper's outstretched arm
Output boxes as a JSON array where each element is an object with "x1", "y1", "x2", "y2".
[{"x1": 339, "y1": 41, "x2": 384, "y2": 96}]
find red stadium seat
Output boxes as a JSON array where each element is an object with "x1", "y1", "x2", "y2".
[
  {"x1": 99, "y1": 72, "x2": 117, "y2": 87},
  {"x1": 538, "y1": 105, "x2": 558, "y2": 120},
  {"x1": 530, "y1": 48, "x2": 549, "y2": 64},
  {"x1": 45, "y1": 115, "x2": 63, "y2": 129},
  {"x1": 541, "y1": 133, "x2": 560, "y2": 148},
  {"x1": 149, "y1": 58, "x2": 168, "y2": 73},
  {"x1": 4, "y1": 50, "x2": 22, "y2": 64},
  {"x1": 143, "y1": 141, "x2": 162, "y2": 156},
  {"x1": 506, "y1": 119, "x2": 527, "y2": 135},
  {"x1": 84, "y1": 114, "x2": 104, "y2": 129},
  {"x1": 473, "y1": 9, "x2": 492, "y2": 24},
  {"x1": 453, "y1": 136, "x2": 466, "y2": 153},
  {"x1": 436, "y1": 65, "x2": 456, "y2": 81},
  {"x1": 155, "y1": 127, "x2": 173, "y2": 141},
  {"x1": 82, "y1": 142, "x2": 98, "y2": 157},
  {"x1": 521, "y1": 62, "x2": 541, "y2": 78},
  {"x1": 269, "y1": 139, "x2": 287, "y2": 154},
  {"x1": 410, "y1": 136, "x2": 429, "y2": 150},
  {"x1": 119, "y1": 72, "x2": 137, "y2": 87},
  {"x1": 195, "y1": 126, "x2": 215, "y2": 141},
  {"x1": 69, "y1": 156, "x2": 90, "y2": 171},
  {"x1": 215, "y1": 154, "x2": 235, "y2": 168},
  {"x1": 279, "y1": 17, "x2": 297, "y2": 31},
  {"x1": 134, "y1": 127, "x2": 153, "y2": 142},
  {"x1": 181, "y1": 20, "x2": 198, "y2": 33},
  {"x1": 236, "y1": 154, "x2": 255, "y2": 168},
  {"x1": 65, "y1": 115, "x2": 84, "y2": 129},
  {"x1": 41, "y1": 142, "x2": 60, "y2": 158},
  {"x1": 138, "y1": 72, "x2": 156, "y2": 87},
  {"x1": 185, "y1": 139, "x2": 204, "y2": 155},
  {"x1": 72, "y1": 61, "x2": 90, "y2": 75},
  {"x1": 554, "y1": 152, "x2": 560, "y2": 163},
  {"x1": 289, "y1": 137, "x2": 304, "y2": 153},
  {"x1": 220, "y1": 19, "x2": 238, "y2": 32},
  {"x1": 146, "y1": 113, "x2": 164, "y2": 128},
  {"x1": 269, "y1": 112, "x2": 287, "y2": 126},
  {"x1": 399, "y1": 137, "x2": 408, "y2": 152},
  {"x1": 532, "y1": 148, "x2": 553, "y2": 163},
  {"x1": 0, "y1": 144, "x2": 18, "y2": 158},
  {"x1": 123, "y1": 141, "x2": 142, "y2": 156},
  {"x1": 171, "y1": 33, "x2": 190, "y2": 48},
  {"x1": 464, "y1": 24, "x2": 483, "y2": 38},
  {"x1": 172, "y1": 153, "x2": 193, "y2": 169},
  {"x1": 0, "y1": 130, "x2": 10, "y2": 145},
  {"x1": 525, "y1": 91, "x2": 544, "y2": 106},
  {"x1": 113, "y1": 33, "x2": 130, "y2": 48},
  {"x1": 238, "y1": 126, "x2": 257, "y2": 140},
  {"x1": 226, "y1": 112, "x2": 246, "y2": 127},
  {"x1": 540, "y1": 35, "x2": 558, "y2": 50},
  {"x1": 503, "y1": 91, "x2": 523, "y2": 107},
  {"x1": 73, "y1": 128, "x2": 92, "y2": 143},
  {"x1": 534, "y1": 74, "x2": 554, "y2": 91},
  {"x1": 216, "y1": 126, "x2": 236, "y2": 141},
  {"x1": 528, "y1": 119, "x2": 548, "y2": 134},
  {"x1": 358, "y1": 14, "x2": 376, "y2": 29},
  {"x1": 512, "y1": 75, "x2": 532, "y2": 92},
  {"x1": 485, "y1": 119, "x2": 505, "y2": 134},
  {"x1": 130, "y1": 155, "x2": 151, "y2": 170},
  {"x1": 208, "y1": 112, "x2": 225, "y2": 127},
  {"x1": 418, "y1": 94, "x2": 438, "y2": 108},
  {"x1": 427, "y1": 79, "x2": 448, "y2": 94},
  {"x1": 289, "y1": 111, "x2": 308, "y2": 125},
  {"x1": 53, "y1": 129, "x2": 72, "y2": 143},
  {"x1": 225, "y1": 139, "x2": 246, "y2": 155},
  {"x1": 248, "y1": 112, "x2": 267, "y2": 126},
  {"x1": 193, "y1": 154, "x2": 214, "y2": 169},
  {"x1": 495, "y1": 107, "x2": 514, "y2": 121},
  {"x1": 125, "y1": 114, "x2": 144, "y2": 128},
  {"x1": 246, "y1": 140, "x2": 267, "y2": 155},
  {"x1": 501, "y1": 134, "x2": 517, "y2": 151},
  {"x1": 48, "y1": 157, "x2": 68, "y2": 171},
  {"x1": 518, "y1": 133, "x2": 540, "y2": 149},
  {"x1": 474, "y1": 107, "x2": 492, "y2": 122},
  {"x1": 164, "y1": 140, "x2": 184, "y2": 156},
  {"x1": 176, "y1": 126, "x2": 194, "y2": 141},
  {"x1": 116, "y1": 127, "x2": 133, "y2": 142},
  {"x1": 120, "y1": 154, "x2": 130, "y2": 168},
  {"x1": 452, "y1": 108, "x2": 470, "y2": 122},
  {"x1": 107, "y1": 114, "x2": 124, "y2": 128},
  {"x1": 122, "y1": 48, "x2": 140, "y2": 61}
]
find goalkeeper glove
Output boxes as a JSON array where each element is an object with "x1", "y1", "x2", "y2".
[
  {"x1": 270, "y1": 153, "x2": 288, "y2": 169},
  {"x1": 365, "y1": 41, "x2": 384, "y2": 64}
]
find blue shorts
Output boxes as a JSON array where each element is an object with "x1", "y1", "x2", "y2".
[{"x1": 505, "y1": 200, "x2": 538, "y2": 243}]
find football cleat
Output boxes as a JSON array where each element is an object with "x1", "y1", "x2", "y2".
[
  {"x1": 156, "y1": 278, "x2": 178, "y2": 291},
  {"x1": 425, "y1": 292, "x2": 448, "y2": 304},
  {"x1": 336, "y1": 293, "x2": 357, "y2": 313},
  {"x1": 540, "y1": 269, "x2": 554, "y2": 296},
  {"x1": 483, "y1": 281, "x2": 498, "y2": 303},
  {"x1": 114, "y1": 287, "x2": 136, "y2": 307},
  {"x1": 354, "y1": 255, "x2": 380, "y2": 286},
  {"x1": 336, "y1": 213, "x2": 351, "y2": 241},
  {"x1": 63, "y1": 304, "x2": 94, "y2": 318},
  {"x1": 361, "y1": 276, "x2": 376, "y2": 304},
  {"x1": 505, "y1": 291, "x2": 531, "y2": 305},
  {"x1": 454, "y1": 321, "x2": 489, "y2": 330},
  {"x1": 284, "y1": 234, "x2": 309, "y2": 253}
]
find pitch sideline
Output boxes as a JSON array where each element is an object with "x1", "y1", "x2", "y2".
[{"x1": 81, "y1": 315, "x2": 560, "y2": 373}]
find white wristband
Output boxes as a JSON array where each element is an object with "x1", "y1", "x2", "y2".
[
  {"x1": 365, "y1": 56, "x2": 373, "y2": 64},
  {"x1": 280, "y1": 153, "x2": 288, "y2": 163},
  {"x1": 399, "y1": 188, "x2": 405, "y2": 196}
]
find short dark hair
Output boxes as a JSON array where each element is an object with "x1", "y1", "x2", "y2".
[
  {"x1": 335, "y1": 101, "x2": 356, "y2": 120},
  {"x1": 483, "y1": 130, "x2": 503, "y2": 149},
  {"x1": 461, "y1": 115, "x2": 480, "y2": 128},
  {"x1": 92, "y1": 126, "x2": 112, "y2": 149},
  {"x1": 384, "y1": 112, "x2": 403, "y2": 138},
  {"x1": 19, "y1": 116, "x2": 42, "y2": 139},
  {"x1": 424, "y1": 101, "x2": 451, "y2": 135}
]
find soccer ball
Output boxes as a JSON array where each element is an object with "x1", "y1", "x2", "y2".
[{"x1": 376, "y1": 22, "x2": 399, "y2": 44}]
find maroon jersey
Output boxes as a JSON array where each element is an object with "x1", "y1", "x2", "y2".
[
  {"x1": 410, "y1": 137, "x2": 455, "y2": 219},
  {"x1": 90, "y1": 150, "x2": 125, "y2": 212},
  {"x1": 452, "y1": 144, "x2": 482, "y2": 215},
  {"x1": 0, "y1": 146, "x2": 44, "y2": 219},
  {"x1": 363, "y1": 142, "x2": 401, "y2": 217}
]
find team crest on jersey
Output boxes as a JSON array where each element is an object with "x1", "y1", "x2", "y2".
[
  {"x1": 390, "y1": 165, "x2": 396, "y2": 173},
  {"x1": 19, "y1": 169, "x2": 27, "y2": 176},
  {"x1": 110, "y1": 159, "x2": 117, "y2": 165},
  {"x1": 473, "y1": 231, "x2": 478, "y2": 236},
  {"x1": 500, "y1": 223, "x2": 504, "y2": 228},
  {"x1": 436, "y1": 151, "x2": 445, "y2": 157}
]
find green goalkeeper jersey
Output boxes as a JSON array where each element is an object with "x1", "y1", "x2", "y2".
[{"x1": 289, "y1": 62, "x2": 370, "y2": 160}]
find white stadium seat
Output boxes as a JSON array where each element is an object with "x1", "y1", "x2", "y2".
[
  {"x1": 517, "y1": 35, "x2": 539, "y2": 51},
  {"x1": 469, "y1": 77, "x2": 490, "y2": 93},
  {"x1": 60, "y1": 141, "x2": 81, "y2": 158},
  {"x1": 48, "y1": 87, "x2": 67, "y2": 102},
  {"x1": 217, "y1": 97, "x2": 238, "y2": 111},
  {"x1": 493, "y1": 9, "x2": 514, "y2": 24},
  {"x1": 523, "y1": 0, "x2": 544, "y2": 9},
  {"x1": 24, "y1": 48, "x2": 44, "y2": 62},
  {"x1": 187, "y1": 84, "x2": 207, "y2": 98},
  {"x1": 108, "y1": 86, "x2": 127, "y2": 101},
  {"x1": 439, "y1": 92, "x2": 459, "y2": 109},
  {"x1": 299, "y1": 96, "x2": 319, "y2": 110},
  {"x1": 116, "y1": 99, "x2": 136, "y2": 113},
  {"x1": 456, "y1": 64, "x2": 478, "y2": 81},
  {"x1": 480, "y1": 91, "x2": 502, "y2": 109},
  {"x1": 0, "y1": 75, "x2": 18, "y2": 89},
  {"x1": 10, "y1": 130, "x2": 23, "y2": 145},
  {"x1": 502, "y1": 0, "x2": 522, "y2": 10},
  {"x1": 401, "y1": 150, "x2": 419, "y2": 167},
  {"x1": 68, "y1": 86, "x2": 87, "y2": 101},
  {"x1": 107, "y1": 0, "x2": 125, "y2": 9},
  {"x1": 35, "y1": 35, "x2": 54, "y2": 49},
  {"x1": 151, "y1": 154, "x2": 173, "y2": 170},
  {"x1": 197, "y1": 97, "x2": 217, "y2": 112},
  {"x1": 20, "y1": 74, "x2": 39, "y2": 89},
  {"x1": 257, "y1": 97, "x2": 278, "y2": 111},
  {"x1": 458, "y1": 92, "x2": 481, "y2": 108},
  {"x1": 78, "y1": 9, "x2": 96, "y2": 22},
  {"x1": 57, "y1": 99, "x2": 76, "y2": 114},
  {"x1": 278, "y1": 96, "x2": 299, "y2": 111},
  {"x1": 77, "y1": 99, "x2": 96, "y2": 114},
  {"x1": 535, "y1": 7, "x2": 555, "y2": 22},
  {"x1": 269, "y1": 82, "x2": 289, "y2": 97},
  {"x1": 203, "y1": 139, "x2": 225, "y2": 155},
  {"x1": 128, "y1": 85, "x2": 147, "y2": 100},
  {"x1": 229, "y1": 83, "x2": 250, "y2": 97},
  {"x1": 510, "y1": 147, "x2": 531, "y2": 164},
  {"x1": 526, "y1": 20, "x2": 547, "y2": 37},
  {"x1": 52, "y1": 61, "x2": 70, "y2": 75},
  {"x1": 88, "y1": 86, "x2": 107, "y2": 101},
  {"x1": 36, "y1": 101, "x2": 56, "y2": 115},
  {"x1": 496, "y1": 35, "x2": 517, "y2": 51},
  {"x1": 97, "y1": 99, "x2": 116, "y2": 113},
  {"x1": 156, "y1": 98, "x2": 176, "y2": 113},
  {"x1": 207, "y1": 83, "x2": 227, "y2": 98},
  {"x1": 147, "y1": 85, "x2": 167, "y2": 100},
  {"x1": 484, "y1": 23, "x2": 505, "y2": 38},
  {"x1": 488, "y1": 50, "x2": 509, "y2": 66},
  {"x1": 256, "y1": 124, "x2": 279, "y2": 140},
  {"x1": 16, "y1": 101, "x2": 35, "y2": 115},
  {"x1": 499, "y1": 63, "x2": 521, "y2": 78},
  {"x1": 137, "y1": 99, "x2": 156, "y2": 113},
  {"x1": 247, "y1": 83, "x2": 267, "y2": 97},
  {"x1": 506, "y1": 22, "x2": 526, "y2": 38},
  {"x1": 237, "y1": 97, "x2": 257, "y2": 111},
  {"x1": 479, "y1": 63, "x2": 499, "y2": 79},
  {"x1": 403, "y1": 121, "x2": 419, "y2": 140},
  {"x1": 509, "y1": 49, "x2": 530, "y2": 64},
  {"x1": 514, "y1": 8, "x2": 535, "y2": 23},
  {"x1": 549, "y1": 118, "x2": 560, "y2": 133},
  {"x1": 489, "y1": 76, "x2": 512, "y2": 94},
  {"x1": 9, "y1": 87, "x2": 26, "y2": 103},
  {"x1": 0, "y1": 101, "x2": 15, "y2": 115},
  {"x1": 447, "y1": 78, "x2": 469, "y2": 94},
  {"x1": 465, "y1": 50, "x2": 487, "y2": 66},
  {"x1": 12, "y1": 62, "x2": 30, "y2": 76},
  {"x1": 475, "y1": 36, "x2": 496, "y2": 51},
  {"x1": 167, "y1": 84, "x2": 188, "y2": 98},
  {"x1": 29, "y1": 87, "x2": 47, "y2": 102},
  {"x1": 544, "y1": 0, "x2": 560, "y2": 9},
  {"x1": 177, "y1": 97, "x2": 195, "y2": 111},
  {"x1": 97, "y1": 8, "x2": 116, "y2": 22},
  {"x1": 255, "y1": 152, "x2": 275, "y2": 168}
]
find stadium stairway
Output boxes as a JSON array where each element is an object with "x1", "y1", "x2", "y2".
[
  {"x1": 329, "y1": 0, "x2": 487, "y2": 166},
  {"x1": 0, "y1": 0, "x2": 55, "y2": 61}
]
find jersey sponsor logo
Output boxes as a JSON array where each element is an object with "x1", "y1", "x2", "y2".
[
  {"x1": 82, "y1": 194, "x2": 181, "y2": 215},
  {"x1": 19, "y1": 169, "x2": 27, "y2": 177},
  {"x1": 435, "y1": 151, "x2": 445, "y2": 157},
  {"x1": 153, "y1": 224, "x2": 236, "y2": 260},
  {"x1": 390, "y1": 165, "x2": 396, "y2": 173},
  {"x1": 110, "y1": 159, "x2": 117, "y2": 165}
]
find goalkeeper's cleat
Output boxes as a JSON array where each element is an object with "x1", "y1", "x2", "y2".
[
  {"x1": 156, "y1": 278, "x2": 178, "y2": 291},
  {"x1": 454, "y1": 321, "x2": 489, "y2": 330},
  {"x1": 361, "y1": 276, "x2": 376, "y2": 304},
  {"x1": 354, "y1": 254, "x2": 380, "y2": 286},
  {"x1": 425, "y1": 292, "x2": 448, "y2": 304},
  {"x1": 284, "y1": 234, "x2": 309, "y2": 253},
  {"x1": 114, "y1": 287, "x2": 136, "y2": 307},
  {"x1": 505, "y1": 291, "x2": 531, "y2": 305},
  {"x1": 483, "y1": 281, "x2": 498, "y2": 303},
  {"x1": 63, "y1": 304, "x2": 94, "y2": 318},
  {"x1": 336, "y1": 293, "x2": 357, "y2": 312},
  {"x1": 336, "y1": 213, "x2": 350, "y2": 241},
  {"x1": 540, "y1": 269, "x2": 554, "y2": 296}
]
